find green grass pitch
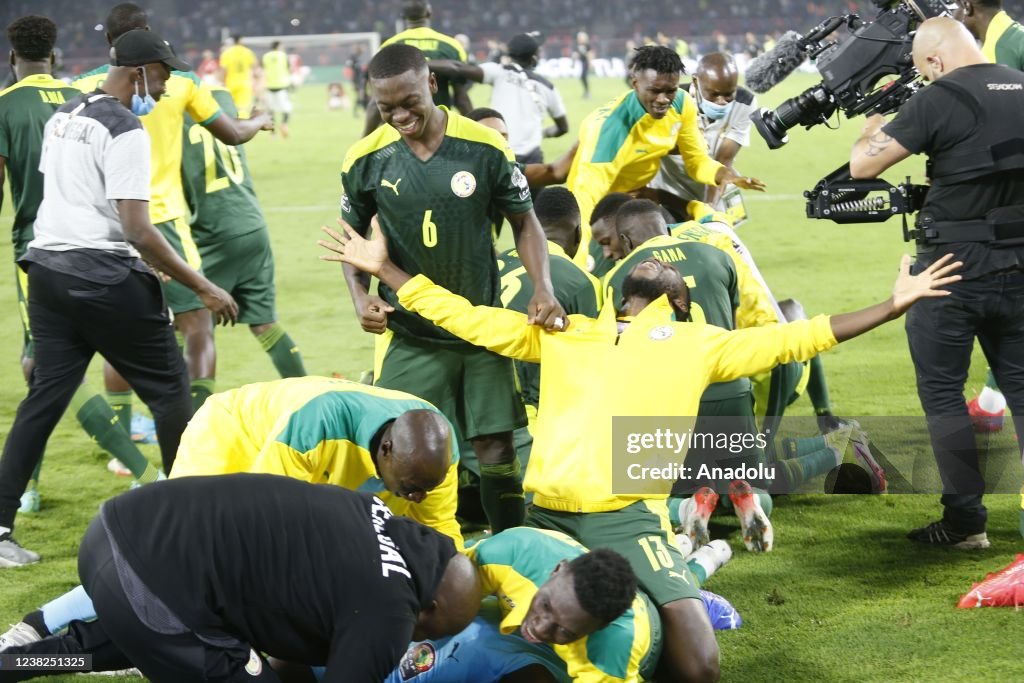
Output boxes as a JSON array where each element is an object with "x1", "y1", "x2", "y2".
[{"x1": 0, "y1": 73, "x2": 1021, "y2": 681}]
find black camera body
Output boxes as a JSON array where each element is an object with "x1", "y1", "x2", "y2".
[{"x1": 752, "y1": 0, "x2": 959, "y2": 149}]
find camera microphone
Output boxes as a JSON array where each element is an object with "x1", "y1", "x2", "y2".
[{"x1": 744, "y1": 31, "x2": 807, "y2": 94}]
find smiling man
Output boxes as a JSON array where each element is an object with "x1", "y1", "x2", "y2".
[
  {"x1": 468, "y1": 527, "x2": 654, "y2": 683},
  {"x1": 566, "y1": 45, "x2": 765, "y2": 266},
  {"x1": 339, "y1": 43, "x2": 564, "y2": 534}
]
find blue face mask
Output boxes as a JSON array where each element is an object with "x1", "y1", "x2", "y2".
[
  {"x1": 699, "y1": 98, "x2": 732, "y2": 121},
  {"x1": 131, "y1": 69, "x2": 156, "y2": 116}
]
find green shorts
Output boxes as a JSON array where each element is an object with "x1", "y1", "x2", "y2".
[
  {"x1": 15, "y1": 264, "x2": 32, "y2": 359},
  {"x1": 156, "y1": 217, "x2": 205, "y2": 314},
  {"x1": 198, "y1": 229, "x2": 277, "y2": 325},
  {"x1": 675, "y1": 392, "x2": 768, "y2": 494},
  {"x1": 755, "y1": 360, "x2": 808, "y2": 418},
  {"x1": 526, "y1": 500, "x2": 701, "y2": 606},
  {"x1": 375, "y1": 333, "x2": 527, "y2": 442}
]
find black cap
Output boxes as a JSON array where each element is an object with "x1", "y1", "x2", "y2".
[
  {"x1": 110, "y1": 29, "x2": 190, "y2": 72},
  {"x1": 506, "y1": 33, "x2": 540, "y2": 60}
]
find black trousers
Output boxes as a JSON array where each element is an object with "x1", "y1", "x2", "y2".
[
  {"x1": 905, "y1": 268, "x2": 1024, "y2": 533},
  {"x1": 77, "y1": 518, "x2": 280, "y2": 683},
  {"x1": 0, "y1": 264, "x2": 191, "y2": 529}
]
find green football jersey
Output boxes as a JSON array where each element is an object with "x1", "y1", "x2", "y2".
[
  {"x1": 985, "y1": 11, "x2": 1024, "y2": 71},
  {"x1": 603, "y1": 234, "x2": 750, "y2": 401},
  {"x1": 182, "y1": 88, "x2": 265, "y2": 244},
  {"x1": 341, "y1": 109, "x2": 532, "y2": 342},
  {"x1": 380, "y1": 27, "x2": 468, "y2": 108},
  {"x1": 497, "y1": 242, "x2": 600, "y2": 406},
  {"x1": 0, "y1": 74, "x2": 81, "y2": 259}
]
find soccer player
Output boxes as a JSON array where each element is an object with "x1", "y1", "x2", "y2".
[
  {"x1": 425, "y1": 33, "x2": 569, "y2": 167},
  {"x1": 0, "y1": 377, "x2": 463, "y2": 650},
  {"x1": 497, "y1": 187, "x2": 600, "y2": 480},
  {"x1": 363, "y1": 0, "x2": 472, "y2": 135},
  {"x1": 566, "y1": 45, "x2": 764, "y2": 266},
  {"x1": 585, "y1": 192, "x2": 633, "y2": 278},
  {"x1": 323, "y1": 217, "x2": 963, "y2": 683},
  {"x1": 961, "y1": 0, "x2": 1024, "y2": 70},
  {"x1": 74, "y1": 3, "x2": 272, "y2": 422},
  {"x1": 648, "y1": 52, "x2": 759, "y2": 214},
  {"x1": 4, "y1": 476, "x2": 480, "y2": 681},
  {"x1": 183, "y1": 86, "x2": 306, "y2": 379},
  {"x1": 262, "y1": 40, "x2": 292, "y2": 136},
  {"x1": 467, "y1": 107, "x2": 578, "y2": 190},
  {"x1": 0, "y1": 29, "x2": 237, "y2": 569},
  {"x1": 0, "y1": 15, "x2": 160, "y2": 509},
  {"x1": 575, "y1": 32, "x2": 591, "y2": 99},
  {"x1": 603, "y1": 199, "x2": 774, "y2": 551},
  {"x1": 219, "y1": 34, "x2": 258, "y2": 117},
  {"x1": 338, "y1": 44, "x2": 564, "y2": 533}
]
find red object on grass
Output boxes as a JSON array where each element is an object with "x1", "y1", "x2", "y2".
[{"x1": 957, "y1": 554, "x2": 1024, "y2": 609}]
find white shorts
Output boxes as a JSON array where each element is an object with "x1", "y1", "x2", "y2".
[{"x1": 264, "y1": 88, "x2": 292, "y2": 114}]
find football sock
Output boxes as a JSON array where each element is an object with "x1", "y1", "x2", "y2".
[
  {"x1": 979, "y1": 381, "x2": 1006, "y2": 413},
  {"x1": 686, "y1": 540, "x2": 732, "y2": 586},
  {"x1": 191, "y1": 378, "x2": 215, "y2": 412},
  {"x1": 479, "y1": 460, "x2": 525, "y2": 532},
  {"x1": 782, "y1": 425, "x2": 851, "y2": 459},
  {"x1": 73, "y1": 385, "x2": 155, "y2": 481},
  {"x1": 806, "y1": 355, "x2": 833, "y2": 414},
  {"x1": 668, "y1": 496, "x2": 683, "y2": 526},
  {"x1": 777, "y1": 448, "x2": 841, "y2": 489},
  {"x1": 256, "y1": 323, "x2": 307, "y2": 378},
  {"x1": 105, "y1": 390, "x2": 133, "y2": 435},
  {"x1": 41, "y1": 585, "x2": 96, "y2": 635}
]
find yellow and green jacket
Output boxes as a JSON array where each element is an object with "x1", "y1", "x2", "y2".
[
  {"x1": 469, "y1": 527, "x2": 658, "y2": 682},
  {"x1": 567, "y1": 89, "x2": 723, "y2": 266},
  {"x1": 397, "y1": 275, "x2": 837, "y2": 513},
  {"x1": 171, "y1": 377, "x2": 463, "y2": 547}
]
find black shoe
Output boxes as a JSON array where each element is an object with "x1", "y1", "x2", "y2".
[{"x1": 907, "y1": 520, "x2": 990, "y2": 549}]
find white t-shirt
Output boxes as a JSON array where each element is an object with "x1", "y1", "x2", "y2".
[
  {"x1": 479, "y1": 62, "x2": 566, "y2": 157},
  {"x1": 648, "y1": 86, "x2": 757, "y2": 205},
  {"x1": 33, "y1": 92, "x2": 150, "y2": 257}
]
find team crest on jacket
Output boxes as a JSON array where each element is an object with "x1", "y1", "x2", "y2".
[
  {"x1": 649, "y1": 326, "x2": 674, "y2": 341},
  {"x1": 399, "y1": 642, "x2": 436, "y2": 680},
  {"x1": 451, "y1": 171, "x2": 476, "y2": 197}
]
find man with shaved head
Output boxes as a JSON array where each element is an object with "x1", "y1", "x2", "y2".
[
  {"x1": 851, "y1": 16, "x2": 1024, "y2": 549},
  {"x1": 648, "y1": 52, "x2": 759, "y2": 216},
  {"x1": 0, "y1": 378, "x2": 463, "y2": 652}
]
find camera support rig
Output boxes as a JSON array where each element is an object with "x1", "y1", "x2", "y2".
[{"x1": 804, "y1": 164, "x2": 929, "y2": 240}]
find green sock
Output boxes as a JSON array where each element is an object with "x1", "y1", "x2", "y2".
[
  {"x1": 806, "y1": 355, "x2": 833, "y2": 413},
  {"x1": 479, "y1": 460, "x2": 525, "y2": 532},
  {"x1": 191, "y1": 378, "x2": 215, "y2": 412},
  {"x1": 756, "y1": 489, "x2": 773, "y2": 517},
  {"x1": 72, "y1": 384, "x2": 156, "y2": 481},
  {"x1": 986, "y1": 369, "x2": 1000, "y2": 392},
  {"x1": 256, "y1": 323, "x2": 307, "y2": 378},
  {"x1": 106, "y1": 390, "x2": 133, "y2": 435},
  {"x1": 668, "y1": 496, "x2": 684, "y2": 527},
  {"x1": 778, "y1": 448, "x2": 840, "y2": 489},
  {"x1": 782, "y1": 435, "x2": 827, "y2": 458},
  {"x1": 686, "y1": 558, "x2": 707, "y2": 586}
]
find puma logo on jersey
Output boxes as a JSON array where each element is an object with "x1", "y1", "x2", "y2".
[{"x1": 381, "y1": 178, "x2": 402, "y2": 196}]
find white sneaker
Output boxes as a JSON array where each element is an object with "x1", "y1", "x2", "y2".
[
  {"x1": 0, "y1": 621, "x2": 43, "y2": 652},
  {"x1": 0, "y1": 534, "x2": 40, "y2": 567}
]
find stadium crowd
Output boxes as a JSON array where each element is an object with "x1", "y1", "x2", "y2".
[{"x1": 0, "y1": 0, "x2": 1023, "y2": 681}]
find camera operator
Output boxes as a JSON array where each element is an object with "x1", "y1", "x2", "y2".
[{"x1": 850, "y1": 17, "x2": 1024, "y2": 549}]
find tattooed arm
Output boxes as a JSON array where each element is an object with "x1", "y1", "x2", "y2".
[{"x1": 850, "y1": 114, "x2": 912, "y2": 179}]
